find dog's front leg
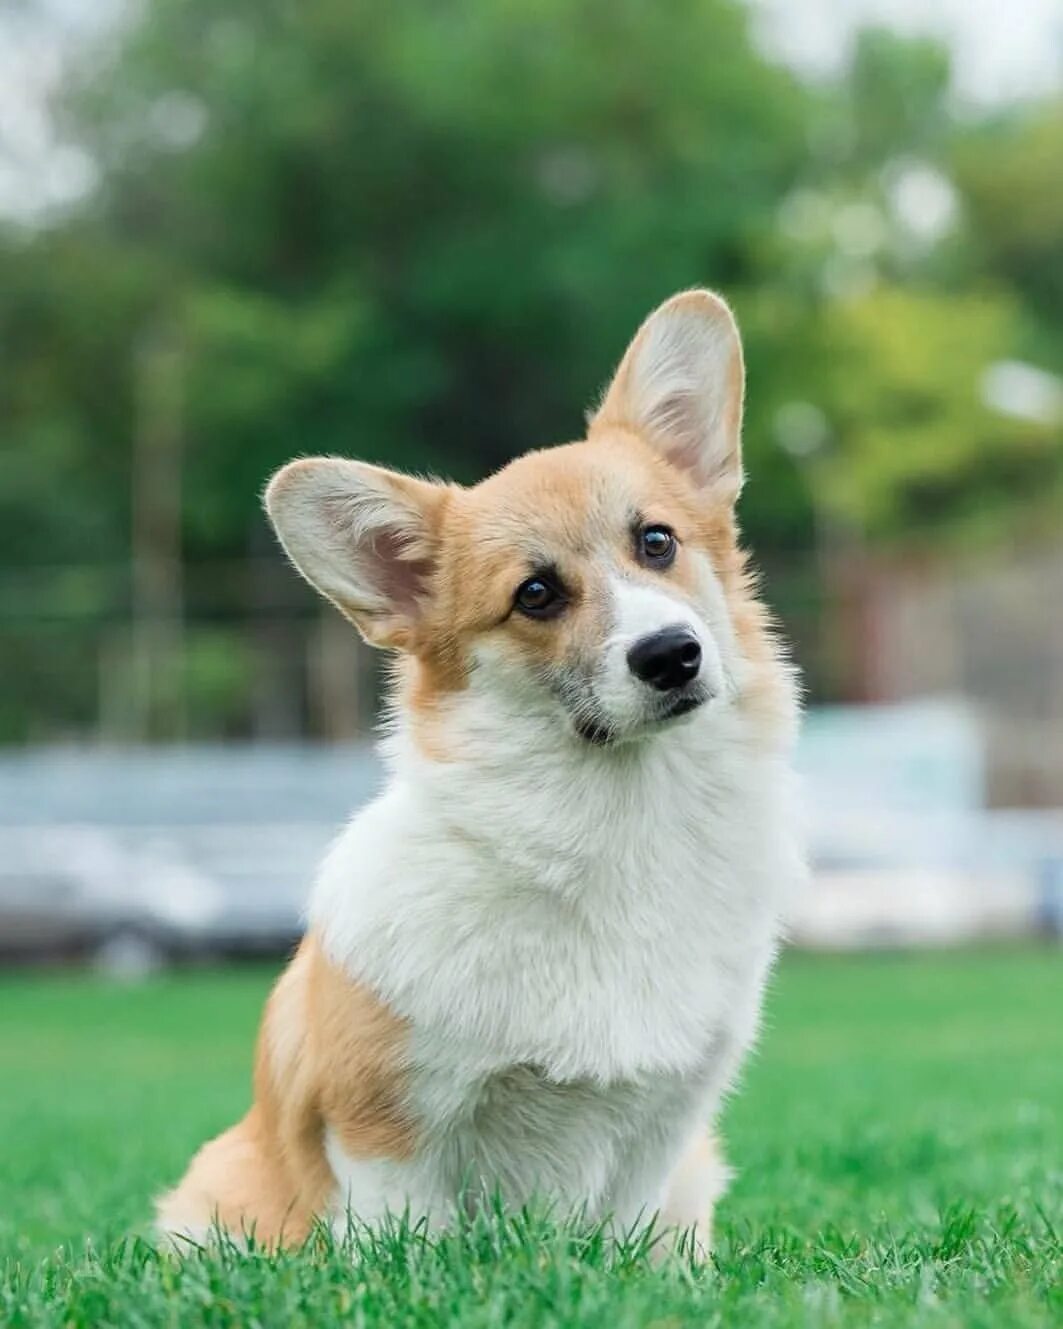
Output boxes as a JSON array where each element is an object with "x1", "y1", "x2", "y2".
[
  {"x1": 605, "y1": 1125, "x2": 729, "y2": 1260},
  {"x1": 658, "y1": 1129, "x2": 731, "y2": 1258}
]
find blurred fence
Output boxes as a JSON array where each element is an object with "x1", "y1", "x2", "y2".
[
  {"x1": 6, "y1": 553, "x2": 833, "y2": 743},
  {"x1": 0, "y1": 554, "x2": 377, "y2": 745},
  {"x1": 860, "y1": 546, "x2": 1063, "y2": 805},
  {"x1": 4, "y1": 543, "x2": 1063, "y2": 804},
  {"x1": 0, "y1": 744, "x2": 379, "y2": 965},
  {"x1": 1, "y1": 705, "x2": 1061, "y2": 967}
]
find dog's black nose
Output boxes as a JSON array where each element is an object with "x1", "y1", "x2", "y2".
[{"x1": 627, "y1": 626, "x2": 702, "y2": 691}]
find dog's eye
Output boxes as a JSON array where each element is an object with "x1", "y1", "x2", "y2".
[
  {"x1": 515, "y1": 576, "x2": 564, "y2": 619},
  {"x1": 639, "y1": 525, "x2": 677, "y2": 567}
]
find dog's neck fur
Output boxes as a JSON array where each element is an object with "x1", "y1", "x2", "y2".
[
  {"x1": 310, "y1": 677, "x2": 802, "y2": 1085},
  {"x1": 388, "y1": 678, "x2": 794, "y2": 897}
]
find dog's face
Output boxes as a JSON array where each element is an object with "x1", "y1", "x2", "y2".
[
  {"x1": 422, "y1": 434, "x2": 744, "y2": 746},
  {"x1": 267, "y1": 291, "x2": 765, "y2": 749}
]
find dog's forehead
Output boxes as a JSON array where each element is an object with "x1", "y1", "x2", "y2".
[{"x1": 452, "y1": 440, "x2": 653, "y2": 560}]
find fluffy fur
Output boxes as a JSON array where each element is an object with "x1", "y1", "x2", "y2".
[{"x1": 157, "y1": 289, "x2": 805, "y2": 1256}]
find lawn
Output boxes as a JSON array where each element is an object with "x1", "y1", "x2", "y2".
[{"x1": 0, "y1": 949, "x2": 1059, "y2": 1327}]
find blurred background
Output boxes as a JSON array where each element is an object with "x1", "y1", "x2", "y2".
[{"x1": 2, "y1": 0, "x2": 1062, "y2": 969}]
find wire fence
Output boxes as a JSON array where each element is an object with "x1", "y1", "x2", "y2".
[{"x1": 3, "y1": 545, "x2": 1063, "y2": 805}]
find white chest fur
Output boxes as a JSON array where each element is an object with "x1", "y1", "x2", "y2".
[{"x1": 313, "y1": 696, "x2": 803, "y2": 1227}]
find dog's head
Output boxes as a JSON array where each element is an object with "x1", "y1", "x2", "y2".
[{"x1": 267, "y1": 290, "x2": 782, "y2": 751}]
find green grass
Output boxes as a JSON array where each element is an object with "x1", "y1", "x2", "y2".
[{"x1": 1, "y1": 949, "x2": 1060, "y2": 1326}]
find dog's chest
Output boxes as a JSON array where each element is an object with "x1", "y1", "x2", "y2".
[
  {"x1": 317, "y1": 737, "x2": 794, "y2": 1079},
  {"x1": 419, "y1": 1058, "x2": 685, "y2": 1203},
  {"x1": 327, "y1": 1051, "x2": 713, "y2": 1225},
  {"x1": 317, "y1": 720, "x2": 801, "y2": 1221}
]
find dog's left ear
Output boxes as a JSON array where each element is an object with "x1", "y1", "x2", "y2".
[
  {"x1": 589, "y1": 289, "x2": 745, "y2": 504},
  {"x1": 264, "y1": 457, "x2": 448, "y2": 651}
]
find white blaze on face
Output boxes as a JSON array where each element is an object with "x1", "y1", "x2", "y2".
[{"x1": 594, "y1": 575, "x2": 726, "y2": 730}]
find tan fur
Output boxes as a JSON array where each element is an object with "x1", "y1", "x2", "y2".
[{"x1": 157, "y1": 936, "x2": 412, "y2": 1248}]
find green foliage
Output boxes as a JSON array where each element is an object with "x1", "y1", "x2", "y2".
[
  {"x1": 847, "y1": 28, "x2": 953, "y2": 166},
  {"x1": 954, "y1": 102, "x2": 1063, "y2": 326},
  {"x1": 811, "y1": 288, "x2": 1058, "y2": 540},
  {"x1": 0, "y1": 950, "x2": 1060, "y2": 1325},
  {"x1": 1, "y1": 2, "x2": 1062, "y2": 737},
  {"x1": 23, "y1": 0, "x2": 810, "y2": 560}
]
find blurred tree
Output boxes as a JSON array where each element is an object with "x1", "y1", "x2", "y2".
[
  {"x1": 811, "y1": 288, "x2": 1059, "y2": 543},
  {"x1": 953, "y1": 101, "x2": 1063, "y2": 338},
  {"x1": 15, "y1": 0, "x2": 809, "y2": 564},
  {"x1": 1, "y1": 4, "x2": 1061, "y2": 739},
  {"x1": 847, "y1": 28, "x2": 952, "y2": 166}
]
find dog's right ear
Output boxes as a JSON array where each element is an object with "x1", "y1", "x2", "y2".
[
  {"x1": 265, "y1": 458, "x2": 448, "y2": 650},
  {"x1": 589, "y1": 289, "x2": 745, "y2": 506}
]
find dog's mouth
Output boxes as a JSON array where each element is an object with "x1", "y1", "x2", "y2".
[
  {"x1": 663, "y1": 693, "x2": 705, "y2": 722},
  {"x1": 575, "y1": 717, "x2": 615, "y2": 746},
  {"x1": 574, "y1": 691, "x2": 708, "y2": 746}
]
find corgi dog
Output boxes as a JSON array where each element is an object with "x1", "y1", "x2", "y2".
[{"x1": 157, "y1": 290, "x2": 804, "y2": 1256}]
